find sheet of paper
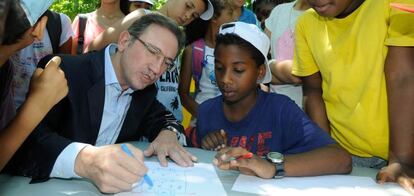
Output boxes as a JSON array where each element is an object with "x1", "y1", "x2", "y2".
[
  {"x1": 116, "y1": 161, "x2": 226, "y2": 196},
  {"x1": 232, "y1": 174, "x2": 410, "y2": 195}
]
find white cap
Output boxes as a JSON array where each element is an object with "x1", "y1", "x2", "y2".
[
  {"x1": 129, "y1": 0, "x2": 154, "y2": 5},
  {"x1": 200, "y1": 0, "x2": 214, "y2": 20},
  {"x1": 20, "y1": 0, "x2": 53, "y2": 26},
  {"x1": 218, "y1": 22, "x2": 271, "y2": 84}
]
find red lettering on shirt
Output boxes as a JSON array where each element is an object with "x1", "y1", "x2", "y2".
[
  {"x1": 231, "y1": 136, "x2": 239, "y2": 147},
  {"x1": 257, "y1": 131, "x2": 272, "y2": 156},
  {"x1": 239, "y1": 136, "x2": 247, "y2": 148},
  {"x1": 228, "y1": 131, "x2": 272, "y2": 155}
]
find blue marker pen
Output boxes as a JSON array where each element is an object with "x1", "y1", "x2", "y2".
[{"x1": 121, "y1": 144, "x2": 153, "y2": 187}]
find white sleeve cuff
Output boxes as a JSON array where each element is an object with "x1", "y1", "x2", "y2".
[{"x1": 50, "y1": 142, "x2": 91, "y2": 179}]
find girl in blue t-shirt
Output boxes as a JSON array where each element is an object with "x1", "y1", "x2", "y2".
[{"x1": 196, "y1": 21, "x2": 352, "y2": 179}]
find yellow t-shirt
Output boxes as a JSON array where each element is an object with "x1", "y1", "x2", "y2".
[{"x1": 292, "y1": 0, "x2": 414, "y2": 159}]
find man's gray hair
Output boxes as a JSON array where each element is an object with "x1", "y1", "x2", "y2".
[{"x1": 127, "y1": 13, "x2": 186, "y2": 56}]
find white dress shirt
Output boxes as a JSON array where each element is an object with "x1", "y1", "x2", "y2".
[{"x1": 50, "y1": 44, "x2": 134, "y2": 178}]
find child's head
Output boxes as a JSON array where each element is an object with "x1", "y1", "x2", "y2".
[
  {"x1": 163, "y1": 0, "x2": 214, "y2": 26},
  {"x1": 210, "y1": 0, "x2": 235, "y2": 27},
  {"x1": 214, "y1": 22, "x2": 271, "y2": 104},
  {"x1": 306, "y1": 0, "x2": 364, "y2": 18},
  {"x1": 184, "y1": 0, "x2": 235, "y2": 45},
  {"x1": 233, "y1": 0, "x2": 246, "y2": 8},
  {"x1": 128, "y1": 0, "x2": 153, "y2": 12},
  {"x1": 252, "y1": 0, "x2": 285, "y2": 25}
]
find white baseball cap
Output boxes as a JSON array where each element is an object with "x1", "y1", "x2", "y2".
[
  {"x1": 20, "y1": 0, "x2": 53, "y2": 26},
  {"x1": 200, "y1": 0, "x2": 214, "y2": 20},
  {"x1": 129, "y1": 0, "x2": 154, "y2": 5},
  {"x1": 218, "y1": 22, "x2": 271, "y2": 84}
]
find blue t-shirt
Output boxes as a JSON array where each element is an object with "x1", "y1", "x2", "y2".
[
  {"x1": 196, "y1": 90, "x2": 335, "y2": 156},
  {"x1": 238, "y1": 7, "x2": 259, "y2": 26}
]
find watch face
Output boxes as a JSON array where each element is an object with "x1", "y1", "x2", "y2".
[{"x1": 267, "y1": 152, "x2": 284, "y2": 163}]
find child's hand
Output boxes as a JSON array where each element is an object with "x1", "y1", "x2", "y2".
[
  {"x1": 27, "y1": 56, "x2": 68, "y2": 113},
  {"x1": 213, "y1": 147, "x2": 276, "y2": 179},
  {"x1": 377, "y1": 163, "x2": 414, "y2": 195},
  {"x1": 201, "y1": 129, "x2": 227, "y2": 151}
]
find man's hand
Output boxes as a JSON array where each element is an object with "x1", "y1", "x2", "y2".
[
  {"x1": 144, "y1": 130, "x2": 197, "y2": 167},
  {"x1": 213, "y1": 147, "x2": 275, "y2": 179},
  {"x1": 74, "y1": 144, "x2": 147, "y2": 193},
  {"x1": 201, "y1": 129, "x2": 227, "y2": 151},
  {"x1": 27, "y1": 56, "x2": 68, "y2": 114},
  {"x1": 377, "y1": 162, "x2": 414, "y2": 195}
]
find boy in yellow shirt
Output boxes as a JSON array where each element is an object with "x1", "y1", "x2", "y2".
[{"x1": 292, "y1": 0, "x2": 414, "y2": 193}]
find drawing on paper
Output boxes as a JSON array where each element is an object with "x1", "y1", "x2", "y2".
[{"x1": 116, "y1": 161, "x2": 226, "y2": 196}]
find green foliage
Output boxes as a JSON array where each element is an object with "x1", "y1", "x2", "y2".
[
  {"x1": 50, "y1": 0, "x2": 168, "y2": 19},
  {"x1": 153, "y1": 0, "x2": 167, "y2": 10},
  {"x1": 50, "y1": 0, "x2": 254, "y2": 20},
  {"x1": 50, "y1": 0, "x2": 99, "y2": 19},
  {"x1": 245, "y1": 0, "x2": 252, "y2": 9}
]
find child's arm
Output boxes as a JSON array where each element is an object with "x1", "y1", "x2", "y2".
[
  {"x1": 178, "y1": 45, "x2": 199, "y2": 116},
  {"x1": 0, "y1": 27, "x2": 35, "y2": 66},
  {"x1": 378, "y1": 46, "x2": 414, "y2": 193},
  {"x1": 201, "y1": 129, "x2": 227, "y2": 151},
  {"x1": 0, "y1": 57, "x2": 68, "y2": 170},
  {"x1": 269, "y1": 59, "x2": 302, "y2": 85},
  {"x1": 301, "y1": 72, "x2": 330, "y2": 133},
  {"x1": 214, "y1": 144, "x2": 351, "y2": 178}
]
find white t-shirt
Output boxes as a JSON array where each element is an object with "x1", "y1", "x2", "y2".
[
  {"x1": 195, "y1": 45, "x2": 220, "y2": 104},
  {"x1": 11, "y1": 13, "x2": 74, "y2": 109},
  {"x1": 189, "y1": 45, "x2": 221, "y2": 127},
  {"x1": 265, "y1": 1, "x2": 304, "y2": 108},
  {"x1": 156, "y1": 58, "x2": 183, "y2": 122}
]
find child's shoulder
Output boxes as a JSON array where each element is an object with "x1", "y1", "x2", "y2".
[
  {"x1": 259, "y1": 90, "x2": 301, "y2": 110},
  {"x1": 260, "y1": 90, "x2": 292, "y2": 103},
  {"x1": 198, "y1": 95, "x2": 222, "y2": 112}
]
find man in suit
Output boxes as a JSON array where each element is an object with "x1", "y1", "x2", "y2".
[{"x1": 6, "y1": 13, "x2": 195, "y2": 194}]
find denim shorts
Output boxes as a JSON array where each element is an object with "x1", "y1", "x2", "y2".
[{"x1": 352, "y1": 156, "x2": 388, "y2": 169}]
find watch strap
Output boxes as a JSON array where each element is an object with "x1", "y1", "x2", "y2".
[
  {"x1": 274, "y1": 162, "x2": 285, "y2": 179},
  {"x1": 165, "y1": 126, "x2": 187, "y2": 146}
]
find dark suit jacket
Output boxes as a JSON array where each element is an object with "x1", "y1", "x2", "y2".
[{"x1": 5, "y1": 48, "x2": 183, "y2": 182}]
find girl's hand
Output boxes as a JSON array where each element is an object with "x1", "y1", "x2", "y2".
[
  {"x1": 201, "y1": 129, "x2": 227, "y2": 151},
  {"x1": 213, "y1": 147, "x2": 276, "y2": 179}
]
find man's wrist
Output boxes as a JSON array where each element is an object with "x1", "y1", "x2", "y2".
[
  {"x1": 165, "y1": 126, "x2": 180, "y2": 136},
  {"x1": 164, "y1": 126, "x2": 187, "y2": 146},
  {"x1": 74, "y1": 145, "x2": 95, "y2": 178}
]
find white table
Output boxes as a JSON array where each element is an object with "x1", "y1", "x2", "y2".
[{"x1": 0, "y1": 142, "x2": 397, "y2": 196}]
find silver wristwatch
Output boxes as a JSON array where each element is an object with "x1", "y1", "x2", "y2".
[
  {"x1": 165, "y1": 126, "x2": 187, "y2": 146},
  {"x1": 266, "y1": 152, "x2": 285, "y2": 178}
]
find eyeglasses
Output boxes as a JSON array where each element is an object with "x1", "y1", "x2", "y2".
[{"x1": 135, "y1": 37, "x2": 176, "y2": 71}]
